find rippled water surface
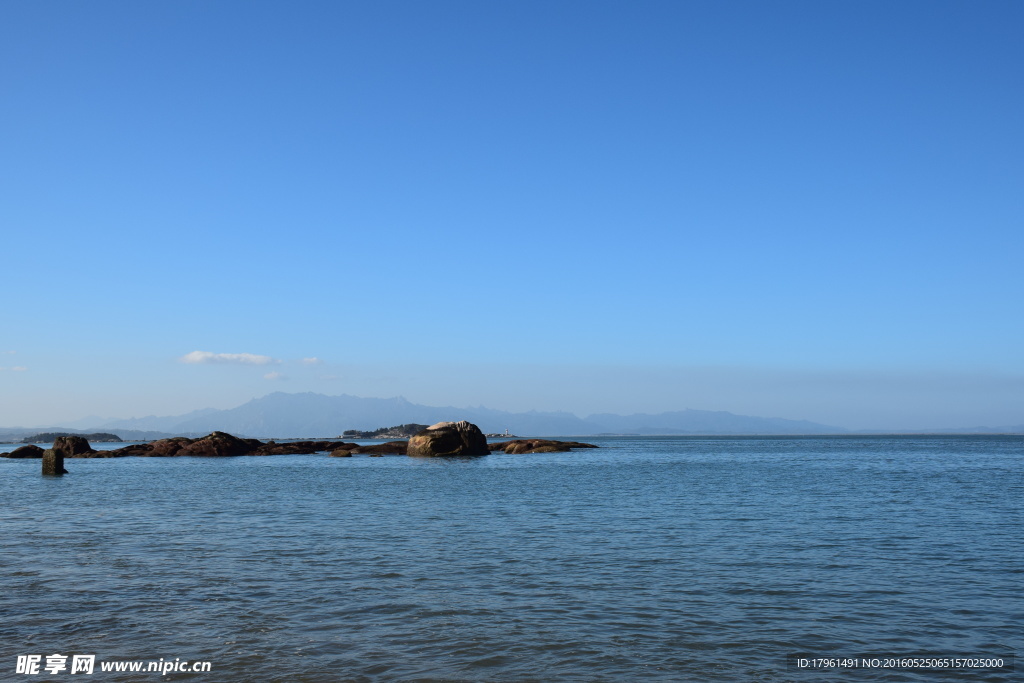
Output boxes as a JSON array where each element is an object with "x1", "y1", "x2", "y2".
[{"x1": 1, "y1": 436, "x2": 1020, "y2": 681}]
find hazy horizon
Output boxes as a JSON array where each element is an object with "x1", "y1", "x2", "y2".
[{"x1": 3, "y1": 1, "x2": 1021, "y2": 432}]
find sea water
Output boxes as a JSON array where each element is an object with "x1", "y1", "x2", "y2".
[{"x1": 0, "y1": 436, "x2": 1020, "y2": 681}]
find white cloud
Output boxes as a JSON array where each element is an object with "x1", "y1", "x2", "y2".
[
  {"x1": 2, "y1": 350, "x2": 15, "y2": 355},
  {"x1": 180, "y1": 351, "x2": 280, "y2": 365},
  {"x1": 264, "y1": 372, "x2": 287, "y2": 380},
  {"x1": 301, "y1": 357, "x2": 323, "y2": 365},
  {"x1": 11, "y1": 366, "x2": 27, "y2": 371}
]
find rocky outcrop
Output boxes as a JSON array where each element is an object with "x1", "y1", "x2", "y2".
[
  {"x1": 488, "y1": 439, "x2": 599, "y2": 454},
  {"x1": 68, "y1": 449, "x2": 130, "y2": 458},
  {"x1": 327, "y1": 441, "x2": 406, "y2": 456},
  {"x1": 106, "y1": 434, "x2": 252, "y2": 457},
  {"x1": 111, "y1": 437, "x2": 191, "y2": 457},
  {"x1": 253, "y1": 440, "x2": 360, "y2": 456},
  {"x1": 60, "y1": 434, "x2": 131, "y2": 458},
  {"x1": 407, "y1": 421, "x2": 489, "y2": 457},
  {"x1": 106, "y1": 435, "x2": 367, "y2": 457},
  {"x1": 252, "y1": 440, "x2": 409, "y2": 456},
  {"x1": 150, "y1": 438, "x2": 192, "y2": 456},
  {"x1": 173, "y1": 431, "x2": 262, "y2": 457},
  {"x1": 42, "y1": 430, "x2": 494, "y2": 459},
  {"x1": 12, "y1": 430, "x2": 594, "y2": 461},
  {"x1": 352, "y1": 441, "x2": 408, "y2": 455},
  {"x1": 5, "y1": 445, "x2": 45, "y2": 458}
]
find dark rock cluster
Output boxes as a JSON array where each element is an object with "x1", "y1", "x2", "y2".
[
  {"x1": 60, "y1": 432, "x2": 413, "y2": 458},
  {"x1": 488, "y1": 439, "x2": 599, "y2": 454},
  {"x1": 6, "y1": 424, "x2": 598, "y2": 464},
  {"x1": 256, "y1": 440, "x2": 358, "y2": 456},
  {"x1": 108, "y1": 432, "x2": 350, "y2": 457}
]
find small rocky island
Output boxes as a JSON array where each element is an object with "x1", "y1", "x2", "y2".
[
  {"x1": 4, "y1": 422, "x2": 597, "y2": 462},
  {"x1": 341, "y1": 423, "x2": 428, "y2": 439},
  {"x1": 22, "y1": 431, "x2": 122, "y2": 443}
]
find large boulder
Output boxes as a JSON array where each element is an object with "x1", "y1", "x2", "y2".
[
  {"x1": 52, "y1": 435, "x2": 95, "y2": 457},
  {"x1": 5, "y1": 445, "x2": 45, "y2": 458},
  {"x1": 407, "y1": 421, "x2": 489, "y2": 457}
]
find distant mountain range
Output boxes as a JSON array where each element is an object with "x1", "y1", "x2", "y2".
[
  {"x1": 3, "y1": 392, "x2": 1020, "y2": 441},
  {"x1": 8, "y1": 392, "x2": 846, "y2": 439}
]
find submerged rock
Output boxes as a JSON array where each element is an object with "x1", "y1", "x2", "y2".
[
  {"x1": 407, "y1": 421, "x2": 489, "y2": 457},
  {"x1": 253, "y1": 440, "x2": 359, "y2": 456}
]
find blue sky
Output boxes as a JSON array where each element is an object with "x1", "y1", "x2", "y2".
[{"x1": 2, "y1": 0, "x2": 1021, "y2": 430}]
